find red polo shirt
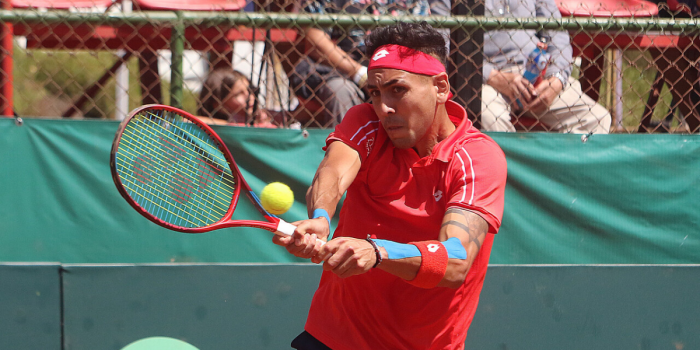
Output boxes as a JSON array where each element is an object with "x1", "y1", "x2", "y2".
[{"x1": 305, "y1": 101, "x2": 507, "y2": 350}]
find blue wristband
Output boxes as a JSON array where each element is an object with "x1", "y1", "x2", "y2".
[
  {"x1": 312, "y1": 209, "x2": 331, "y2": 227},
  {"x1": 374, "y1": 237, "x2": 467, "y2": 260}
]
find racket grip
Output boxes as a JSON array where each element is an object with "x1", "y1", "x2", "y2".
[
  {"x1": 276, "y1": 220, "x2": 297, "y2": 236},
  {"x1": 275, "y1": 219, "x2": 326, "y2": 245}
]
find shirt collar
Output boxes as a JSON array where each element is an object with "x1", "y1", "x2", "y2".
[{"x1": 429, "y1": 100, "x2": 473, "y2": 163}]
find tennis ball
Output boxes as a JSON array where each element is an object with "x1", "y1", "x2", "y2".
[{"x1": 260, "y1": 182, "x2": 294, "y2": 215}]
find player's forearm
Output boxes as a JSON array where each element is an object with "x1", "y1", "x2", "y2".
[
  {"x1": 377, "y1": 252, "x2": 470, "y2": 289},
  {"x1": 306, "y1": 166, "x2": 345, "y2": 218},
  {"x1": 306, "y1": 142, "x2": 361, "y2": 218},
  {"x1": 374, "y1": 209, "x2": 488, "y2": 289},
  {"x1": 372, "y1": 237, "x2": 471, "y2": 289}
]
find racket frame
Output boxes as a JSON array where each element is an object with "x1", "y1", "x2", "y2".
[{"x1": 110, "y1": 104, "x2": 294, "y2": 236}]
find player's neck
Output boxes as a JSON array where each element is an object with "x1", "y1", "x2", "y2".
[{"x1": 413, "y1": 106, "x2": 455, "y2": 158}]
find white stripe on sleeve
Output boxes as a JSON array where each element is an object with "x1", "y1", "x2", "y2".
[
  {"x1": 349, "y1": 120, "x2": 380, "y2": 142},
  {"x1": 455, "y1": 149, "x2": 476, "y2": 205}
]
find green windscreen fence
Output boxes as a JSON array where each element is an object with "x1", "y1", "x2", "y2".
[
  {"x1": 4, "y1": 263, "x2": 698, "y2": 350},
  {"x1": 1, "y1": 118, "x2": 698, "y2": 264},
  {"x1": 0, "y1": 264, "x2": 62, "y2": 350}
]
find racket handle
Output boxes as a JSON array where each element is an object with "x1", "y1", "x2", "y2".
[
  {"x1": 276, "y1": 220, "x2": 297, "y2": 236},
  {"x1": 275, "y1": 219, "x2": 326, "y2": 245}
]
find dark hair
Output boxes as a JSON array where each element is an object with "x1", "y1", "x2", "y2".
[
  {"x1": 198, "y1": 68, "x2": 249, "y2": 120},
  {"x1": 364, "y1": 21, "x2": 448, "y2": 66}
]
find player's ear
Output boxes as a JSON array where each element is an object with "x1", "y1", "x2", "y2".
[{"x1": 434, "y1": 72, "x2": 450, "y2": 104}]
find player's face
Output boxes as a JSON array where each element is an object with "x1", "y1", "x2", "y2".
[
  {"x1": 367, "y1": 69, "x2": 438, "y2": 149},
  {"x1": 223, "y1": 79, "x2": 253, "y2": 121}
]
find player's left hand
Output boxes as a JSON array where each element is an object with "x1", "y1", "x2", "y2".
[
  {"x1": 315, "y1": 237, "x2": 377, "y2": 278},
  {"x1": 525, "y1": 76, "x2": 563, "y2": 114},
  {"x1": 272, "y1": 217, "x2": 328, "y2": 260}
]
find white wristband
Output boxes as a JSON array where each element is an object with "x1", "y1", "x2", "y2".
[{"x1": 352, "y1": 66, "x2": 368, "y2": 85}]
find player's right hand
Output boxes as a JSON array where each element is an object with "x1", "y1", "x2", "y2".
[
  {"x1": 315, "y1": 237, "x2": 376, "y2": 278},
  {"x1": 272, "y1": 217, "x2": 328, "y2": 261}
]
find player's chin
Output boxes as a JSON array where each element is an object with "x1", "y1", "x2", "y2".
[{"x1": 388, "y1": 135, "x2": 416, "y2": 150}]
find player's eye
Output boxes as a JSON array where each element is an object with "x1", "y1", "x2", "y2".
[{"x1": 392, "y1": 86, "x2": 406, "y2": 94}]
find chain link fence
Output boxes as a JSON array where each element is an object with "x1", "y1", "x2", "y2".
[{"x1": 2, "y1": 0, "x2": 699, "y2": 132}]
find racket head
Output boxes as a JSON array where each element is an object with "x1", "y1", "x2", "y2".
[{"x1": 110, "y1": 104, "x2": 249, "y2": 233}]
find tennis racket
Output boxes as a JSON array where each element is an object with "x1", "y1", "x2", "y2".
[{"x1": 109, "y1": 104, "x2": 304, "y2": 238}]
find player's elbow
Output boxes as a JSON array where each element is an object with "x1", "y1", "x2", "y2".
[{"x1": 441, "y1": 260, "x2": 470, "y2": 289}]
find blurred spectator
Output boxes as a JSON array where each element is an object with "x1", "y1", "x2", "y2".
[
  {"x1": 289, "y1": 0, "x2": 450, "y2": 128},
  {"x1": 644, "y1": 0, "x2": 700, "y2": 132},
  {"x1": 666, "y1": 0, "x2": 700, "y2": 13},
  {"x1": 199, "y1": 68, "x2": 252, "y2": 125},
  {"x1": 481, "y1": 0, "x2": 612, "y2": 134},
  {"x1": 253, "y1": 109, "x2": 278, "y2": 128},
  {"x1": 198, "y1": 67, "x2": 279, "y2": 128}
]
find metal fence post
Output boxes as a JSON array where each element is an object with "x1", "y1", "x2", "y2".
[
  {"x1": 0, "y1": 0, "x2": 13, "y2": 117},
  {"x1": 450, "y1": 0, "x2": 483, "y2": 128},
  {"x1": 170, "y1": 10, "x2": 185, "y2": 109}
]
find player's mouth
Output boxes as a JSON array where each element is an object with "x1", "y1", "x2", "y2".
[{"x1": 382, "y1": 118, "x2": 404, "y2": 131}]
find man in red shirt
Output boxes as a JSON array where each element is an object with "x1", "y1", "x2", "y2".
[{"x1": 273, "y1": 21, "x2": 508, "y2": 350}]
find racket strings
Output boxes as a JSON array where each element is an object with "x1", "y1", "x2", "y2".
[
  {"x1": 117, "y1": 143, "x2": 228, "y2": 227},
  {"x1": 115, "y1": 109, "x2": 238, "y2": 228},
  {"x1": 145, "y1": 111, "x2": 229, "y2": 166},
  {"x1": 119, "y1": 123, "x2": 235, "y2": 209},
  {"x1": 142, "y1": 111, "x2": 238, "y2": 196},
  {"x1": 137, "y1": 110, "x2": 235, "y2": 194},
  {"x1": 118, "y1": 116, "x2": 231, "y2": 226},
  {"x1": 117, "y1": 140, "x2": 226, "y2": 227},
  {"x1": 115, "y1": 166, "x2": 207, "y2": 227},
  {"x1": 140, "y1": 112, "x2": 234, "y2": 183}
]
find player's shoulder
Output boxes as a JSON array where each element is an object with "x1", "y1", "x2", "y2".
[
  {"x1": 344, "y1": 103, "x2": 378, "y2": 122},
  {"x1": 337, "y1": 103, "x2": 381, "y2": 135},
  {"x1": 456, "y1": 128, "x2": 504, "y2": 154},
  {"x1": 326, "y1": 103, "x2": 381, "y2": 157},
  {"x1": 450, "y1": 129, "x2": 507, "y2": 171}
]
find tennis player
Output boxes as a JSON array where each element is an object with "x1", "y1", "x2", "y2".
[{"x1": 273, "y1": 21, "x2": 508, "y2": 350}]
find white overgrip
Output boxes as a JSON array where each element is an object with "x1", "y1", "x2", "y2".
[
  {"x1": 276, "y1": 219, "x2": 297, "y2": 236},
  {"x1": 275, "y1": 219, "x2": 326, "y2": 246}
]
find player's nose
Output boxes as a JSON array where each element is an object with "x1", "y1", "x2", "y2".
[{"x1": 377, "y1": 99, "x2": 396, "y2": 116}]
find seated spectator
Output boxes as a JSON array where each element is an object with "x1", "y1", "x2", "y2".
[
  {"x1": 481, "y1": 0, "x2": 612, "y2": 134},
  {"x1": 198, "y1": 67, "x2": 279, "y2": 128}
]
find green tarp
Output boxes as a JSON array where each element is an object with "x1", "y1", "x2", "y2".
[{"x1": 1, "y1": 118, "x2": 698, "y2": 263}]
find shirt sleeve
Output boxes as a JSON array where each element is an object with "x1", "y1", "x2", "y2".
[
  {"x1": 446, "y1": 137, "x2": 508, "y2": 234},
  {"x1": 482, "y1": 61, "x2": 495, "y2": 84},
  {"x1": 324, "y1": 103, "x2": 381, "y2": 163},
  {"x1": 537, "y1": 0, "x2": 573, "y2": 81}
]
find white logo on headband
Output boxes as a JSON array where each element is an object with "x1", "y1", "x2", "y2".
[{"x1": 372, "y1": 49, "x2": 390, "y2": 61}]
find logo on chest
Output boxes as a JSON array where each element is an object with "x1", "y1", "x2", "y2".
[
  {"x1": 366, "y1": 136, "x2": 375, "y2": 156},
  {"x1": 433, "y1": 190, "x2": 443, "y2": 202}
]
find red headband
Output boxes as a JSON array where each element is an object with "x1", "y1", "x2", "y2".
[{"x1": 367, "y1": 44, "x2": 446, "y2": 76}]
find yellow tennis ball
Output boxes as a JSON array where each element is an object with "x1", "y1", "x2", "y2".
[{"x1": 260, "y1": 182, "x2": 294, "y2": 215}]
